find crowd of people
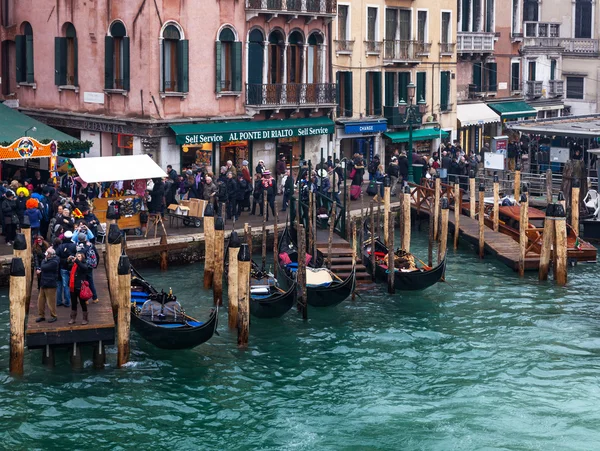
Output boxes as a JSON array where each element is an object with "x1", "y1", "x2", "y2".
[{"x1": 0, "y1": 170, "x2": 100, "y2": 326}]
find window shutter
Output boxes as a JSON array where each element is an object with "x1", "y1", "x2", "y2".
[
  {"x1": 104, "y1": 36, "x2": 114, "y2": 89},
  {"x1": 550, "y1": 60, "x2": 556, "y2": 80},
  {"x1": 54, "y1": 37, "x2": 67, "y2": 86},
  {"x1": 345, "y1": 72, "x2": 353, "y2": 117},
  {"x1": 336, "y1": 72, "x2": 341, "y2": 116},
  {"x1": 398, "y1": 72, "x2": 410, "y2": 103},
  {"x1": 511, "y1": 62, "x2": 520, "y2": 91},
  {"x1": 416, "y1": 72, "x2": 426, "y2": 102},
  {"x1": 15, "y1": 35, "x2": 24, "y2": 83},
  {"x1": 365, "y1": 73, "x2": 371, "y2": 115},
  {"x1": 159, "y1": 39, "x2": 164, "y2": 92},
  {"x1": 232, "y1": 41, "x2": 242, "y2": 92},
  {"x1": 373, "y1": 72, "x2": 382, "y2": 116},
  {"x1": 384, "y1": 72, "x2": 395, "y2": 106},
  {"x1": 488, "y1": 63, "x2": 497, "y2": 91},
  {"x1": 73, "y1": 37, "x2": 78, "y2": 86},
  {"x1": 25, "y1": 34, "x2": 34, "y2": 83},
  {"x1": 177, "y1": 39, "x2": 189, "y2": 93},
  {"x1": 440, "y1": 71, "x2": 449, "y2": 111},
  {"x1": 215, "y1": 41, "x2": 222, "y2": 93},
  {"x1": 472, "y1": 62, "x2": 482, "y2": 91},
  {"x1": 123, "y1": 37, "x2": 130, "y2": 91}
]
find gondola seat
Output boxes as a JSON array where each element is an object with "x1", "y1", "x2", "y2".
[{"x1": 156, "y1": 321, "x2": 204, "y2": 329}]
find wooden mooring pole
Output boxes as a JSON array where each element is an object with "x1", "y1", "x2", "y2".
[
  {"x1": 518, "y1": 191, "x2": 529, "y2": 277},
  {"x1": 370, "y1": 200, "x2": 376, "y2": 281},
  {"x1": 402, "y1": 185, "x2": 411, "y2": 252},
  {"x1": 571, "y1": 179, "x2": 580, "y2": 234},
  {"x1": 227, "y1": 231, "x2": 241, "y2": 329},
  {"x1": 262, "y1": 195, "x2": 268, "y2": 270},
  {"x1": 9, "y1": 257, "x2": 26, "y2": 375},
  {"x1": 546, "y1": 168, "x2": 553, "y2": 204},
  {"x1": 308, "y1": 192, "x2": 314, "y2": 258},
  {"x1": 352, "y1": 219, "x2": 357, "y2": 301},
  {"x1": 213, "y1": 216, "x2": 225, "y2": 306},
  {"x1": 21, "y1": 221, "x2": 32, "y2": 312},
  {"x1": 237, "y1": 243, "x2": 251, "y2": 347},
  {"x1": 297, "y1": 224, "x2": 308, "y2": 320},
  {"x1": 203, "y1": 205, "x2": 215, "y2": 289},
  {"x1": 554, "y1": 203, "x2": 568, "y2": 286},
  {"x1": 539, "y1": 204, "x2": 556, "y2": 281},
  {"x1": 273, "y1": 200, "x2": 279, "y2": 271},
  {"x1": 514, "y1": 165, "x2": 521, "y2": 202},
  {"x1": 387, "y1": 212, "x2": 395, "y2": 294},
  {"x1": 117, "y1": 254, "x2": 131, "y2": 368},
  {"x1": 469, "y1": 170, "x2": 476, "y2": 218},
  {"x1": 493, "y1": 173, "x2": 499, "y2": 232},
  {"x1": 244, "y1": 223, "x2": 252, "y2": 251},
  {"x1": 439, "y1": 198, "x2": 449, "y2": 264},
  {"x1": 428, "y1": 199, "x2": 434, "y2": 267},
  {"x1": 454, "y1": 182, "x2": 460, "y2": 249},
  {"x1": 478, "y1": 183, "x2": 485, "y2": 259},
  {"x1": 383, "y1": 180, "x2": 391, "y2": 246},
  {"x1": 434, "y1": 176, "x2": 441, "y2": 240},
  {"x1": 328, "y1": 206, "x2": 336, "y2": 269}
]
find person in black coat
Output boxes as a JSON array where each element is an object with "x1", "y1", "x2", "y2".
[
  {"x1": 1, "y1": 191, "x2": 17, "y2": 244},
  {"x1": 35, "y1": 248, "x2": 59, "y2": 323},
  {"x1": 250, "y1": 173, "x2": 264, "y2": 216},
  {"x1": 68, "y1": 251, "x2": 90, "y2": 325},
  {"x1": 282, "y1": 170, "x2": 294, "y2": 211},
  {"x1": 149, "y1": 178, "x2": 165, "y2": 214},
  {"x1": 236, "y1": 174, "x2": 249, "y2": 218},
  {"x1": 397, "y1": 153, "x2": 409, "y2": 182},
  {"x1": 225, "y1": 172, "x2": 239, "y2": 220}
]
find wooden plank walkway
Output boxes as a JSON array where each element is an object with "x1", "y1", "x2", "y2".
[
  {"x1": 26, "y1": 257, "x2": 115, "y2": 349},
  {"x1": 411, "y1": 202, "x2": 540, "y2": 271}
]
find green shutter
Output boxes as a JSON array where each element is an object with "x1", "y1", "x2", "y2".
[
  {"x1": 440, "y1": 71, "x2": 449, "y2": 111},
  {"x1": 550, "y1": 60, "x2": 556, "y2": 80},
  {"x1": 73, "y1": 37, "x2": 78, "y2": 86},
  {"x1": 472, "y1": 62, "x2": 482, "y2": 91},
  {"x1": 336, "y1": 72, "x2": 341, "y2": 116},
  {"x1": 232, "y1": 41, "x2": 242, "y2": 92},
  {"x1": 54, "y1": 37, "x2": 67, "y2": 86},
  {"x1": 15, "y1": 35, "x2": 24, "y2": 83},
  {"x1": 345, "y1": 72, "x2": 353, "y2": 117},
  {"x1": 122, "y1": 37, "x2": 130, "y2": 91},
  {"x1": 384, "y1": 72, "x2": 395, "y2": 106},
  {"x1": 104, "y1": 36, "x2": 114, "y2": 89},
  {"x1": 398, "y1": 72, "x2": 410, "y2": 103},
  {"x1": 25, "y1": 35, "x2": 34, "y2": 83},
  {"x1": 177, "y1": 39, "x2": 189, "y2": 93},
  {"x1": 416, "y1": 72, "x2": 426, "y2": 103},
  {"x1": 373, "y1": 72, "x2": 382, "y2": 115},
  {"x1": 488, "y1": 63, "x2": 497, "y2": 91},
  {"x1": 215, "y1": 41, "x2": 222, "y2": 93},
  {"x1": 365, "y1": 73, "x2": 371, "y2": 115}
]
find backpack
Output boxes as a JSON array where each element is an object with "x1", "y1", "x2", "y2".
[
  {"x1": 85, "y1": 245, "x2": 99, "y2": 269},
  {"x1": 368, "y1": 160, "x2": 378, "y2": 174},
  {"x1": 217, "y1": 181, "x2": 228, "y2": 198},
  {"x1": 366, "y1": 180, "x2": 378, "y2": 196}
]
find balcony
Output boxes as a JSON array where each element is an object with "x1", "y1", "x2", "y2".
[
  {"x1": 548, "y1": 79, "x2": 564, "y2": 97},
  {"x1": 525, "y1": 80, "x2": 543, "y2": 98},
  {"x1": 414, "y1": 41, "x2": 431, "y2": 56},
  {"x1": 383, "y1": 40, "x2": 420, "y2": 64},
  {"x1": 245, "y1": 0, "x2": 336, "y2": 20},
  {"x1": 439, "y1": 42, "x2": 455, "y2": 56},
  {"x1": 245, "y1": 83, "x2": 337, "y2": 108},
  {"x1": 560, "y1": 38, "x2": 600, "y2": 56},
  {"x1": 523, "y1": 22, "x2": 561, "y2": 48},
  {"x1": 468, "y1": 83, "x2": 497, "y2": 98},
  {"x1": 335, "y1": 40, "x2": 354, "y2": 55},
  {"x1": 364, "y1": 40, "x2": 382, "y2": 55},
  {"x1": 457, "y1": 32, "x2": 495, "y2": 54}
]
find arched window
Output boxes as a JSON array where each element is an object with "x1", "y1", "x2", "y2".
[
  {"x1": 105, "y1": 21, "x2": 130, "y2": 90},
  {"x1": 268, "y1": 30, "x2": 285, "y2": 84},
  {"x1": 16, "y1": 21, "x2": 34, "y2": 83},
  {"x1": 287, "y1": 31, "x2": 303, "y2": 84},
  {"x1": 55, "y1": 23, "x2": 78, "y2": 86},
  {"x1": 160, "y1": 23, "x2": 189, "y2": 93},
  {"x1": 247, "y1": 29, "x2": 265, "y2": 104},
  {"x1": 216, "y1": 26, "x2": 241, "y2": 93},
  {"x1": 523, "y1": 0, "x2": 538, "y2": 22},
  {"x1": 307, "y1": 33, "x2": 323, "y2": 84},
  {"x1": 575, "y1": 0, "x2": 592, "y2": 38}
]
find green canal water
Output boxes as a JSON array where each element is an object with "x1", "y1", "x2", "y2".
[{"x1": 0, "y1": 228, "x2": 600, "y2": 450}]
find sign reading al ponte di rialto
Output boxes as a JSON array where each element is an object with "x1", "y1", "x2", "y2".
[{"x1": 182, "y1": 125, "x2": 332, "y2": 145}]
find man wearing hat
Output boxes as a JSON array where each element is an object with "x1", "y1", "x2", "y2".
[
  {"x1": 262, "y1": 170, "x2": 276, "y2": 219},
  {"x1": 56, "y1": 230, "x2": 76, "y2": 307},
  {"x1": 35, "y1": 247, "x2": 59, "y2": 323}
]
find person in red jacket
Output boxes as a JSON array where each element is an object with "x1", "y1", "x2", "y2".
[{"x1": 68, "y1": 251, "x2": 89, "y2": 325}]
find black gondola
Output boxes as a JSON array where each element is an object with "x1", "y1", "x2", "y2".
[
  {"x1": 130, "y1": 268, "x2": 218, "y2": 350},
  {"x1": 362, "y1": 222, "x2": 446, "y2": 291},
  {"x1": 225, "y1": 233, "x2": 297, "y2": 319},
  {"x1": 277, "y1": 225, "x2": 356, "y2": 307}
]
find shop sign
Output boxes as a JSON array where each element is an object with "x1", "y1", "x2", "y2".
[
  {"x1": 84, "y1": 92, "x2": 105, "y2": 104},
  {"x1": 0, "y1": 137, "x2": 57, "y2": 160},
  {"x1": 182, "y1": 125, "x2": 333, "y2": 145},
  {"x1": 344, "y1": 122, "x2": 387, "y2": 134}
]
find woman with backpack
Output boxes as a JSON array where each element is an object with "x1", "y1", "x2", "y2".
[{"x1": 76, "y1": 232, "x2": 99, "y2": 304}]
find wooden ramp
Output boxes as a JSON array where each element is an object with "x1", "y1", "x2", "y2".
[
  {"x1": 26, "y1": 258, "x2": 115, "y2": 349},
  {"x1": 315, "y1": 229, "x2": 372, "y2": 282}
]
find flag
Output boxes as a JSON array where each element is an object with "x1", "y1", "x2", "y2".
[{"x1": 575, "y1": 237, "x2": 582, "y2": 250}]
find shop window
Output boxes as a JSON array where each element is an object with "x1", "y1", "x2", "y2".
[
  {"x1": 440, "y1": 71, "x2": 450, "y2": 111},
  {"x1": 220, "y1": 141, "x2": 249, "y2": 170},
  {"x1": 55, "y1": 23, "x2": 78, "y2": 86},
  {"x1": 114, "y1": 134, "x2": 133, "y2": 156},
  {"x1": 181, "y1": 143, "x2": 214, "y2": 170},
  {"x1": 160, "y1": 23, "x2": 189, "y2": 93},
  {"x1": 336, "y1": 71, "x2": 353, "y2": 117},
  {"x1": 216, "y1": 27, "x2": 241, "y2": 93},
  {"x1": 566, "y1": 76, "x2": 584, "y2": 99},
  {"x1": 365, "y1": 71, "x2": 382, "y2": 116},
  {"x1": 277, "y1": 137, "x2": 302, "y2": 175},
  {"x1": 105, "y1": 21, "x2": 130, "y2": 91},
  {"x1": 16, "y1": 21, "x2": 33, "y2": 83}
]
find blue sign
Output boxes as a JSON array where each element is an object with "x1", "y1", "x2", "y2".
[{"x1": 345, "y1": 121, "x2": 387, "y2": 134}]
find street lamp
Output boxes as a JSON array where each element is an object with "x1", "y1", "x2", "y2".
[
  {"x1": 24, "y1": 126, "x2": 36, "y2": 136},
  {"x1": 397, "y1": 82, "x2": 427, "y2": 183}
]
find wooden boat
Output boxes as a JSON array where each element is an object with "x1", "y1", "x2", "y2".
[
  {"x1": 130, "y1": 268, "x2": 218, "y2": 350},
  {"x1": 361, "y1": 222, "x2": 446, "y2": 291},
  {"x1": 277, "y1": 226, "x2": 356, "y2": 307},
  {"x1": 485, "y1": 204, "x2": 597, "y2": 262},
  {"x1": 225, "y1": 234, "x2": 297, "y2": 319}
]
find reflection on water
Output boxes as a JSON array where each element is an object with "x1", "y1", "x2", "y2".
[{"x1": 0, "y1": 228, "x2": 599, "y2": 450}]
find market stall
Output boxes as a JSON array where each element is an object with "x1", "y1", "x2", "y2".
[{"x1": 69, "y1": 154, "x2": 167, "y2": 231}]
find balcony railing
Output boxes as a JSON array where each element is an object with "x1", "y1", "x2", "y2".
[
  {"x1": 439, "y1": 42, "x2": 455, "y2": 55},
  {"x1": 334, "y1": 40, "x2": 354, "y2": 54},
  {"x1": 383, "y1": 40, "x2": 419, "y2": 62},
  {"x1": 525, "y1": 80, "x2": 543, "y2": 98},
  {"x1": 468, "y1": 83, "x2": 497, "y2": 98},
  {"x1": 524, "y1": 22, "x2": 560, "y2": 38},
  {"x1": 245, "y1": 83, "x2": 337, "y2": 107},
  {"x1": 457, "y1": 32, "x2": 495, "y2": 53},
  {"x1": 384, "y1": 106, "x2": 423, "y2": 128},
  {"x1": 414, "y1": 41, "x2": 431, "y2": 56},
  {"x1": 364, "y1": 40, "x2": 382, "y2": 54},
  {"x1": 548, "y1": 79, "x2": 564, "y2": 97},
  {"x1": 560, "y1": 38, "x2": 600, "y2": 56},
  {"x1": 245, "y1": 0, "x2": 336, "y2": 15}
]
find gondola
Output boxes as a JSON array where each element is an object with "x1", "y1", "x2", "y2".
[
  {"x1": 362, "y1": 221, "x2": 446, "y2": 291},
  {"x1": 225, "y1": 232, "x2": 297, "y2": 319},
  {"x1": 130, "y1": 267, "x2": 218, "y2": 350},
  {"x1": 277, "y1": 225, "x2": 356, "y2": 307}
]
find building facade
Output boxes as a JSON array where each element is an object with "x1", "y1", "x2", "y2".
[
  {"x1": 0, "y1": 0, "x2": 337, "y2": 173},
  {"x1": 333, "y1": 0, "x2": 457, "y2": 165}
]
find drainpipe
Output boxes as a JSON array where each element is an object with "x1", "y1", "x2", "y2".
[{"x1": 328, "y1": 20, "x2": 333, "y2": 158}]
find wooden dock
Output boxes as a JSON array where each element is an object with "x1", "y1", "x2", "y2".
[
  {"x1": 26, "y1": 257, "x2": 115, "y2": 350},
  {"x1": 315, "y1": 229, "x2": 372, "y2": 283}
]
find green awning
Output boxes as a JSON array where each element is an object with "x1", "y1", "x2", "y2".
[
  {"x1": 488, "y1": 101, "x2": 537, "y2": 120},
  {"x1": 171, "y1": 117, "x2": 335, "y2": 145},
  {"x1": 384, "y1": 128, "x2": 449, "y2": 143},
  {"x1": 0, "y1": 102, "x2": 89, "y2": 155}
]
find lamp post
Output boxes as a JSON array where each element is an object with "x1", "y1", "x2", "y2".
[
  {"x1": 24, "y1": 126, "x2": 36, "y2": 136},
  {"x1": 398, "y1": 82, "x2": 427, "y2": 183}
]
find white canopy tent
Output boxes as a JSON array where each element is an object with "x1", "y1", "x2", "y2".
[
  {"x1": 457, "y1": 103, "x2": 501, "y2": 127},
  {"x1": 70, "y1": 155, "x2": 167, "y2": 183}
]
